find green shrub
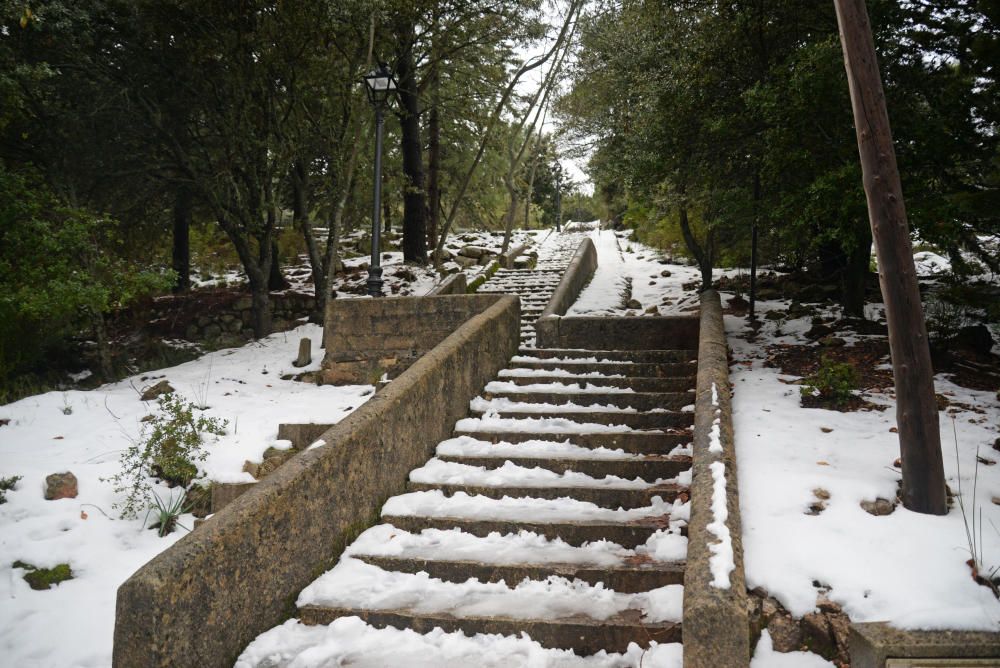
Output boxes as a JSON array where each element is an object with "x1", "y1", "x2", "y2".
[
  {"x1": 0, "y1": 475, "x2": 21, "y2": 504},
  {"x1": 105, "y1": 394, "x2": 227, "y2": 519},
  {"x1": 801, "y1": 356, "x2": 859, "y2": 406},
  {"x1": 144, "y1": 490, "x2": 192, "y2": 537}
]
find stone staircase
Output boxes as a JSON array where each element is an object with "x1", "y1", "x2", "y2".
[
  {"x1": 291, "y1": 345, "x2": 697, "y2": 657},
  {"x1": 239, "y1": 230, "x2": 700, "y2": 662}
]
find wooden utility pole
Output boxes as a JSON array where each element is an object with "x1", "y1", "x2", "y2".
[{"x1": 833, "y1": 0, "x2": 946, "y2": 514}]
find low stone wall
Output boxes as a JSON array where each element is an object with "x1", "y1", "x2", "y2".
[
  {"x1": 427, "y1": 273, "x2": 468, "y2": 296},
  {"x1": 535, "y1": 314, "x2": 699, "y2": 351},
  {"x1": 147, "y1": 289, "x2": 316, "y2": 343},
  {"x1": 850, "y1": 622, "x2": 1000, "y2": 667},
  {"x1": 320, "y1": 294, "x2": 505, "y2": 384},
  {"x1": 113, "y1": 294, "x2": 520, "y2": 667},
  {"x1": 467, "y1": 260, "x2": 500, "y2": 293},
  {"x1": 683, "y1": 289, "x2": 751, "y2": 668},
  {"x1": 534, "y1": 238, "x2": 598, "y2": 347}
]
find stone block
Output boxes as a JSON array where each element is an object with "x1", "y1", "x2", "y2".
[
  {"x1": 850, "y1": 623, "x2": 1000, "y2": 668},
  {"x1": 44, "y1": 472, "x2": 78, "y2": 500}
]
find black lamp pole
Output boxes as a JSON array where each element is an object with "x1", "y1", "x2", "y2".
[
  {"x1": 554, "y1": 162, "x2": 563, "y2": 232},
  {"x1": 363, "y1": 63, "x2": 398, "y2": 297}
]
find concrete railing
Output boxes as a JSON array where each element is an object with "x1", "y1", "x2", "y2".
[
  {"x1": 113, "y1": 295, "x2": 520, "y2": 667},
  {"x1": 683, "y1": 289, "x2": 751, "y2": 667},
  {"x1": 534, "y1": 237, "x2": 598, "y2": 347}
]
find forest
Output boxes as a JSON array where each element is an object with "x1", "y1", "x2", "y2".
[{"x1": 1, "y1": 0, "x2": 998, "y2": 397}]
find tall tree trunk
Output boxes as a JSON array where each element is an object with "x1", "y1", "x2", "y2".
[
  {"x1": 427, "y1": 64, "x2": 442, "y2": 253},
  {"x1": 834, "y1": 0, "x2": 945, "y2": 514},
  {"x1": 678, "y1": 202, "x2": 713, "y2": 291},
  {"x1": 396, "y1": 27, "x2": 428, "y2": 265},
  {"x1": 92, "y1": 311, "x2": 114, "y2": 381},
  {"x1": 172, "y1": 183, "x2": 192, "y2": 293},
  {"x1": 842, "y1": 221, "x2": 872, "y2": 317},
  {"x1": 292, "y1": 159, "x2": 325, "y2": 318}
]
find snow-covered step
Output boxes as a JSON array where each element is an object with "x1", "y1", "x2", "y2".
[
  {"x1": 468, "y1": 408, "x2": 694, "y2": 430},
  {"x1": 480, "y1": 388, "x2": 694, "y2": 412},
  {"x1": 498, "y1": 372, "x2": 695, "y2": 392},
  {"x1": 511, "y1": 358, "x2": 697, "y2": 377},
  {"x1": 518, "y1": 348, "x2": 697, "y2": 363},
  {"x1": 452, "y1": 427, "x2": 690, "y2": 453},
  {"x1": 380, "y1": 513, "x2": 679, "y2": 549},
  {"x1": 354, "y1": 554, "x2": 684, "y2": 593},
  {"x1": 406, "y1": 459, "x2": 686, "y2": 509},
  {"x1": 437, "y1": 452, "x2": 691, "y2": 480}
]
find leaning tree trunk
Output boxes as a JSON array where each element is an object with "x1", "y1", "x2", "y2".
[
  {"x1": 678, "y1": 201, "x2": 713, "y2": 291},
  {"x1": 427, "y1": 67, "x2": 442, "y2": 252}
]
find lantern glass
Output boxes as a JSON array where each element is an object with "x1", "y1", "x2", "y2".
[{"x1": 364, "y1": 64, "x2": 398, "y2": 108}]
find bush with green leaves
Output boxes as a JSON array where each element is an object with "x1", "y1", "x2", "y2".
[
  {"x1": 106, "y1": 394, "x2": 226, "y2": 519},
  {"x1": 800, "y1": 356, "x2": 859, "y2": 407},
  {"x1": 0, "y1": 475, "x2": 21, "y2": 504}
]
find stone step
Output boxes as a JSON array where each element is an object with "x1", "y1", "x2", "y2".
[
  {"x1": 353, "y1": 554, "x2": 686, "y2": 593},
  {"x1": 452, "y1": 429, "x2": 690, "y2": 453},
  {"x1": 468, "y1": 408, "x2": 694, "y2": 429},
  {"x1": 381, "y1": 514, "x2": 677, "y2": 548},
  {"x1": 498, "y1": 374, "x2": 695, "y2": 393},
  {"x1": 436, "y1": 453, "x2": 692, "y2": 480},
  {"x1": 480, "y1": 390, "x2": 693, "y2": 412},
  {"x1": 511, "y1": 360, "x2": 697, "y2": 377},
  {"x1": 518, "y1": 348, "x2": 697, "y2": 363},
  {"x1": 405, "y1": 481, "x2": 685, "y2": 509}
]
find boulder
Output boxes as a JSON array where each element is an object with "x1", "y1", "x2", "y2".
[
  {"x1": 953, "y1": 324, "x2": 994, "y2": 355},
  {"x1": 458, "y1": 245, "x2": 488, "y2": 259},
  {"x1": 660, "y1": 269, "x2": 672, "y2": 277},
  {"x1": 626, "y1": 299, "x2": 642, "y2": 310},
  {"x1": 860, "y1": 497, "x2": 895, "y2": 516},
  {"x1": 140, "y1": 380, "x2": 174, "y2": 402},
  {"x1": 805, "y1": 324, "x2": 834, "y2": 340},
  {"x1": 44, "y1": 472, "x2": 78, "y2": 500},
  {"x1": 819, "y1": 335, "x2": 846, "y2": 347},
  {"x1": 454, "y1": 255, "x2": 478, "y2": 268}
]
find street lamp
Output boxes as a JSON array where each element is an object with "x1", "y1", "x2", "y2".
[
  {"x1": 362, "y1": 62, "x2": 398, "y2": 297},
  {"x1": 553, "y1": 161, "x2": 563, "y2": 232}
]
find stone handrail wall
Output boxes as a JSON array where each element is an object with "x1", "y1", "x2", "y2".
[
  {"x1": 321, "y1": 294, "x2": 499, "y2": 384},
  {"x1": 534, "y1": 237, "x2": 598, "y2": 347},
  {"x1": 683, "y1": 289, "x2": 751, "y2": 667},
  {"x1": 113, "y1": 295, "x2": 520, "y2": 667}
]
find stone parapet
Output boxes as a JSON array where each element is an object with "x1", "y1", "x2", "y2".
[
  {"x1": 112, "y1": 294, "x2": 520, "y2": 667},
  {"x1": 320, "y1": 294, "x2": 508, "y2": 384},
  {"x1": 683, "y1": 289, "x2": 751, "y2": 668},
  {"x1": 534, "y1": 238, "x2": 598, "y2": 348}
]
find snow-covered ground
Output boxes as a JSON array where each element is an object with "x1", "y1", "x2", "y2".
[
  {"x1": 0, "y1": 328, "x2": 375, "y2": 666},
  {"x1": 4, "y1": 222, "x2": 999, "y2": 666},
  {"x1": 727, "y1": 307, "x2": 1000, "y2": 632}
]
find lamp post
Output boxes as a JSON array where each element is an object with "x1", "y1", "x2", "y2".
[
  {"x1": 554, "y1": 161, "x2": 563, "y2": 232},
  {"x1": 362, "y1": 63, "x2": 398, "y2": 297}
]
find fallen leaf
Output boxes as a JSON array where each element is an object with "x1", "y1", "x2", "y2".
[
  {"x1": 817, "y1": 461, "x2": 830, "y2": 466},
  {"x1": 80, "y1": 510, "x2": 88, "y2": 520},
  {"x1": 820, "y1": 427, "x2": 833, "y2": 433}
]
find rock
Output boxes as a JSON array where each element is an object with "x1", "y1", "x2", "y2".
[
  {"x1": 860, "y1": 497, "x2": 895, "y2": 516},
  {"x1": 953, "y1": 324, "x2": 994, "y2": 355},
  {"x1": 458, "y1": 245, "x2": 488, "y2": 259},
  {"x1": 993, "y1": 437, "x2": 1000, "y2": 453},
  {"x1": 293, "y1": 338, "x2": 312, "y2": 368},
  {"x1": 233, "y1": 296, "x2": 253, "y2": 311},
  {"x1": 806, "y1": 324, "x2": 834, "y2": 340},
  {"x1": 826, "y1": 608, "x2": 852, "y2": 664},
  {"x1": 626, "y1": 299, "x2": 642, "y2": 310},
  {"x1": 767, "y1": 614, "x2": 803, "y2": 652},
  {"x1": 140, "y1": 380, "x2": 175, "y2": 402},
  {"x1": 660, "y1": 270, "x2": 672, "y2": 277},
  {"x1": 765, "y1": 311, "x2": 785, "y2": 321},
  {"x1": 44, "y1": 472, "x2": 78, "y2": 500},
  {"x1": 644, "y1": 305, "x2": 659, "y2": 315},
  {"x1": 454, "y1": 255, "x2": 477, "y2": 268},
  {"x1": 761, "y1": 596, "x2": 779, "y2": 620},
  {"x1": 813, "y1": 487, "x2": 831, "y2": 500},
  {"x1": 757, "y1": 287, "x2": 781, "y2": 300},
  {"x1": 801, "y1": 612, "x2": 836, "y2": 659},
  {"x1": 819, "y1": 335, "x2": 846, "y2": 347},
  {"x1": 203, "y1": 323, "x2": 222, "y2": 339}
]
